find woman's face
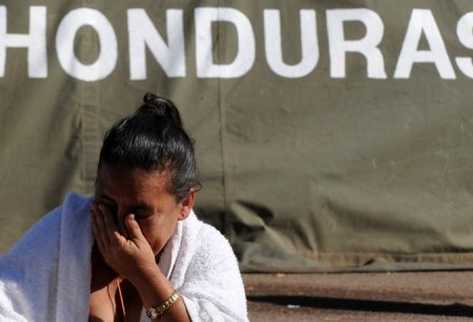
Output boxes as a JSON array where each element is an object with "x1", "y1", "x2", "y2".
[{"x1": 94, "y1": 164, "x2": 195, "y2": 256}]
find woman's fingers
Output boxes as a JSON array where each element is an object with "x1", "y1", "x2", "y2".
[
  {"x1": 91, "y1": 204, "x2": 108, "y2": 254},
  {"x1": 91, "y1": 203, "x2": 157, "y2": 280},
  {"x1": 99, "y1": 204, "x2": 122, "y2": 248},
  {"x1": 125, "y1": 214, "x2": 146, "y2": 242}
]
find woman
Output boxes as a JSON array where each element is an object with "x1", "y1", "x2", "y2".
[{"x1": 0, "y1": 94, "x2": 248, "y2": 322}]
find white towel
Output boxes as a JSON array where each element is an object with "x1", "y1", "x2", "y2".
[{"x1": 0, "y1": 192, "x2": 248, "y2": 322}]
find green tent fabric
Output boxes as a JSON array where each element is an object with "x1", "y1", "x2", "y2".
[{"x1": 1, "y1": 1, "x2": 473, "y2": 272}]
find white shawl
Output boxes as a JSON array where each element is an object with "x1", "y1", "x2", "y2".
[{"x1": 0, "y1": 192, "x2": 248, "y2": 322}]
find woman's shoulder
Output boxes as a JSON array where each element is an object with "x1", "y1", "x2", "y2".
[
  {"x1": 6, "y1": 192, "x2": 92, "y2": 257},
  {"x1": 62, "y1": 191, "x2": 93, "y2": 210},
  {"x1": 6, "y1": 205, "x2": 62, "y2": 258},
  {"x1": 184, "y1": 213, "x2": 239, "y2": 269}
]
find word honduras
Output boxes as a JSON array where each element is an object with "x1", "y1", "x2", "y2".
[{"x1": 1, "y1": 6, "x2": 473, "y2": 81}]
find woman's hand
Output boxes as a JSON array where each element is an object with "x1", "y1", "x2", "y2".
[{"x1": 90, "y1": 202, "x2": 158, "y2": 283}]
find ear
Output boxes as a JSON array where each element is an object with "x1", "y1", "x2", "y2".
[{"x1": 177, "y1": 190, "x2": 196, "y2": 220}]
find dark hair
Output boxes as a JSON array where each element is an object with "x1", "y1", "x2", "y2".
[{"x1": 98, "y1": 93, "x2": 201, "y2": 201}]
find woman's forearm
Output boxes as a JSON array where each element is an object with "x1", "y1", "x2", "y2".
[{"x1": 130, "y1": 264, "x2": 191, "y2": 322}]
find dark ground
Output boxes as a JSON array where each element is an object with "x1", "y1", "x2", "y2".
[{"x1": 244, "y1": 271, "x2": 473, "y2": 321}]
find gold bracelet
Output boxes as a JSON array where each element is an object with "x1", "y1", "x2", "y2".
[{"x1": 145, "y1": 290, "x2": 180, "y2": 320}]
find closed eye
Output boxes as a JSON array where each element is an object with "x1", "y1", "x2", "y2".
[
  {"x1": 97, "y1": 200, "x2": 117, "y2": 213},
  {"x1": 93, "y1": 198, "x2": 117, "y2": 219}
]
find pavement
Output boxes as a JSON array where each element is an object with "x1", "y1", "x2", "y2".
[{"x1": 244, "y1": 271, "x2": 473, "y2": 321}]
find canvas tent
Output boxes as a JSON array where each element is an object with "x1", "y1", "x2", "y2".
[{"x1": 1, "y1": 1, "x2": 473, "y2": 272}]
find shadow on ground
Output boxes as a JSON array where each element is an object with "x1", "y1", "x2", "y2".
[{"x1": 248, "y1": 295, "x2": 473, "y2": 318}]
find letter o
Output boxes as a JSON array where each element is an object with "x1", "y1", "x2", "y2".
[{"x1": 56, "y1": 8, "x2": 117, "y2": 81}]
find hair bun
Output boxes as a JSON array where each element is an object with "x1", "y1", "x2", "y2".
[{"x1": 139, "y1": 93, "x2": 183, "y2": 128}]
